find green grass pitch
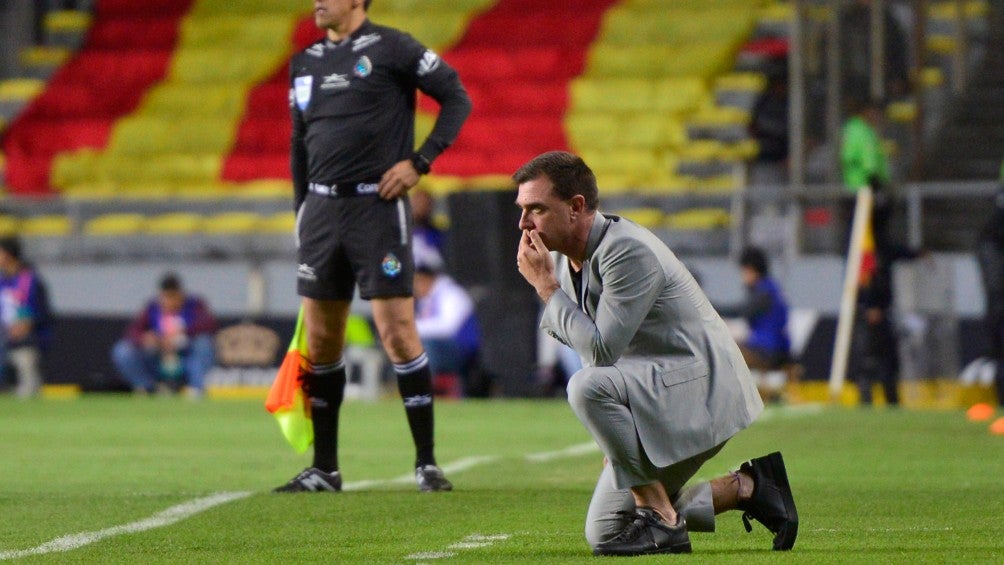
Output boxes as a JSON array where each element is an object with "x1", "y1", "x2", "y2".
[{"x1": 0, "y1": 396, "x2": 1001, "y2": 563}]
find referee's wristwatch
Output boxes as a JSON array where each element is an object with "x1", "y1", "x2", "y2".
[{"x1": 410, "y1": 152, "x2": 431, "y2": 175}]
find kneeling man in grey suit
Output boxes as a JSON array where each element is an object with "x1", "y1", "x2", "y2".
[{"x1": 514, "y1": 151, "x2": 798, "y2": 556}]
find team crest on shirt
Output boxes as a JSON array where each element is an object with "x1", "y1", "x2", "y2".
[
  {"x1": 354, "y1": 56, "x2": 372, "y2": 78},
  {"x1": 294, "y1": 75, "x2": 313, "y2": 110},
  {"x1": 382, "y1": 253, "x2": 402, "y2": 277}
]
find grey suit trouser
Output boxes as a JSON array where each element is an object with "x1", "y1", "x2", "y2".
[{"x1": 567, "y1": 365, "x2": 723, "y2": 547}]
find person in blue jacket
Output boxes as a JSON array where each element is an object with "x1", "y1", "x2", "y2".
[{"x1": 0, "y1": 236, "x2": 52, "y2": 398}]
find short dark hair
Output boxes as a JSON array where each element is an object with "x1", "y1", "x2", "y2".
[
  {"x1": 740, "y1": 247, "x2": 769, "y2": 276},
  {"x1": 364, "y1": 0, "x2": 372, "y2": 9},
  {"x1": 0, "y1": 236, "x2": 22, "y2": 261},
  {"x1": 512, "y1": 151, "x2": 599, "y2": 211},
  {"x1": 159, "y1": 272, "x2": 182, "y2": 292}
]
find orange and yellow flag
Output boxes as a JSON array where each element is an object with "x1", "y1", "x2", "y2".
[
  {"x1": 859, "y1": 218, "x2": 877, "y2": 286},
  {"x1": 265, "y1": 307, "x2": 313, "y2": 453}
]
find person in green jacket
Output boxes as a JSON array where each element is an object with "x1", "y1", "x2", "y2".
[{"x1": 840, "y1": 97, "x2": 892, "y2": 254}]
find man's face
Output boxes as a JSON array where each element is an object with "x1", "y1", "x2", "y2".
[
  {"x1": 740, "y1": 266, "x2": 759, "y2": 287},
  {"x1": 158, "y1": 289, "x2": 184, "y2": 314},
  {"x1": 516, "y1": 176, "x2": 575, "y2": 253},
  {"x1": 313, "y1": 0, "x2": 357, "y2": 30}
]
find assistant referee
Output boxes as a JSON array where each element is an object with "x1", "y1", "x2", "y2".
[{"x1": 275, "y1": 0, "x2": 471, "y2": 493}]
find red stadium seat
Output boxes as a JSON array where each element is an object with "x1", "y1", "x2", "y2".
[
  {"x1": 86, "y1": 17, "x2": 182, "y2": 50},
  {"x1": 231, "y1": 118, "x2": 291, "y2": 154}
]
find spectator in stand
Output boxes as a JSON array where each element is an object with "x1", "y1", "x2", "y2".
[
  {"x1": 112, "y1": 273, "x2": 217, "y2": 398},
  {"x1": 749, "y1": 64, "x2": 790, "y2": 187},
  {"x1": 0, "y1": 237, "x2": 52, "y2": 398},
  {"x1": 413, "y1": 246, "x2": 481, "y2": 396},
  {"x1": 717, "y1": 247, "x2": 792, "y2": 403},
  {"x1": 411, "y1": 187, "x2": 446, "y2": 255}
]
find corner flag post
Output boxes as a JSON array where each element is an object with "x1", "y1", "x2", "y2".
[{"x1": 829, "y1": 187, "x2": 874, "y2": 401}]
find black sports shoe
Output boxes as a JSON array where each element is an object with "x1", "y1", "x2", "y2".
[
  {"x1": 415, "y1": 465, "x2": 453, "y2": 492},
  {"x1": 272, "y1": 468, "x2": 342, "y2": 493},
  {"x1": 737, "y1": 451, "x2": 799, "y2": 550},
  {"x1": 592, "y1": 508, "x2": 692, "y2": 556}
]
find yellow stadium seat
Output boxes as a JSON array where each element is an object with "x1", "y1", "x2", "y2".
[
  {"x1": 110, "y1": 117, "x2": 234, "y2": 155},
  {"x1": 142, "y1": 83, "x2": 248, "y2": 118},
  {"x1": 692, "y1": 174, "x2": 742, "y2": 194},
  {"x1": 571, "y1": 79, "x2": 656, "y2": 113},
  {"x1": 677, "y1": 140, "x2": 726, "y2": 162},
  {"x1": 565, "y1": 113, "x2": 619, "y2": 151},
  {"x1": 83, "y1": 214, "x2": 146, "y2": 236},
  {"x1": 0, "y1": 215, "x2": 20, "y2": 236},
  {"x1": 928, "y1": 0, "x2": 989, "y2": 20},
  {"x1": 887, "y1": 101, "x2": 918, "y2": 123},
  {"x1": 926, "y1": 35, "x2": 957, "y2": 55},
  {"x1": 0, "y1": 78, "x2": 46, "y2": 102},
  {"x1": 920, "y1": 67, "x2": 945, "y2": 89},
  {"x1": 579, "y1": 148, "x2": 661, "y2": 187},
  {"x1": 687, "y1": 106, "x2": 751, "y2": 128},
  {"x1": 18, "y1": 46, "x2": 71, "y2": 69},
  {"x1": 44, "y1": 10, "x2": 92, "y2": 35},
  {"x1": 652, "y1": 77, "x2": 709, "y2": 114},
  {"x1": 615, "y1": 207, "x2": 665, "y2": 229},
  {"x1": 20, "y1": 215, "x2": 73, "y2": 237},
  {"x1": 201, "y1": 212, "x2": 262, "y2": 235},
  {"x1": 418, "y1": 175, "x2": 464, "y2": 196},
  {"x1": 259, "y1": 211, "x2": 295, "y2": 234},
  {"x1": 715, "y1": 72, "x2": 767, "y2": 94},
  {"x1": 665, "y1": 208, "x2": 732, "y2": 230},
  {"x1": 143, "y1": 213, "x2": 203, "y2": 235}
]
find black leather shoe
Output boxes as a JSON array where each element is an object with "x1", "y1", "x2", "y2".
[
  {"x1": 592, "y1": 508, "x2": 692, "y2": 556},
  {"x1": 737, "y1": 451, "x2": 798, "y2": 550}
]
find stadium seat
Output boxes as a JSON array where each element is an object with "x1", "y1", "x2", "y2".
[
  {"x1": 143, "y1": 213, "x2": 203, "y2": 235},
  {"x1": 614, "y1": 207, "x2": 665, "y2": 229},
  {"x1": 83, "y1": 213, "x2": 146, "y2": 235},
  {"x1": 664, "y1": 208, "x2": 732, "y2": 230},
  {"x1": 201, "y1": 212, "x2": 262, "y2": 235},
  {"x1": 19, "y1": 215, "x2": 73, "y2": 237},
  {"x1": 0, "y1": 215, "x2": 20, "y2": 236},
  {"x1": 259, "y1": 211, "x2": 295, "y2": 234},
  {"x1": 43, "y1": 10, "x2": 92, "y2": 47}
]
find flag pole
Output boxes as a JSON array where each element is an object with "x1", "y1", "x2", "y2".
[{"x1": 829, "y1": 187, "x2": 873, "y2": 401}]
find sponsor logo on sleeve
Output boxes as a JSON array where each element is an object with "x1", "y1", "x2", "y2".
[
  {"x1": 417, "y1": 50, "x2": 441, "y2": 77},
  {"x1": 294, "y1": 76, "x2": 313, "y2": 110}
]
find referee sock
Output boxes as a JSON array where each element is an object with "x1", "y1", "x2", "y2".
[
  {"x1": 305, "y1": 359, "x2": 346, "y2": 474},
  {"x1": 394, "y1": 353, "x2": 436, "y2": 468}
]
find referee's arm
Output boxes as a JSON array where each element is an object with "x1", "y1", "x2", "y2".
[
  {"x1": 415, "y1": 58, "x2": 472, "y2": 165},
  {"x1": 289, "y1": 67, "x2": 309, "y2": 212}
]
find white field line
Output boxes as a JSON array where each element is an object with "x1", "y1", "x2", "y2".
[
  {"x1": 406, "y1": 533, "x2": 512, "y2": 561},
  {"x1": 525, "y1": 441, "x2": 599, "y2": 462},
  {"x1": 343, "y1": 455, "x2": 500, "y2": 491},
  {"x1": 0, "y1": 491, "x2": 251, "y2": 561}
]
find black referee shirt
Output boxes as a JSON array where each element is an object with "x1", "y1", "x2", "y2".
[{"x1": 289, "y1": 19, "x2": 471, "y2": 209}]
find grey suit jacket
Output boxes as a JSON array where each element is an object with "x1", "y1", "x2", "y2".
[{"x1": 540, "y1": 213, "x2": 763, "y2": 468}]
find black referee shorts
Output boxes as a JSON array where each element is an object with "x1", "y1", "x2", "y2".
[{"x1": 296, "y1": 193, "x2": 414, "y2": 301}]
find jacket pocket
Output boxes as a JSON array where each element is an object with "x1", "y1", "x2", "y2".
[{"x1": 659, "y1": 358, "x2": 709, "y2": 387}]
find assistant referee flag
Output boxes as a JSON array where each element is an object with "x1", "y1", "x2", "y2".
[{"x1": 265, "y1": 307, "x2": 313, "y2": 453}]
